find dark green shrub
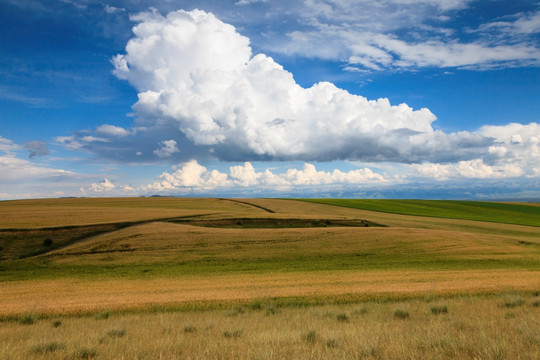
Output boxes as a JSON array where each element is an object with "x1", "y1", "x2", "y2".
[{"x1": 336, "y1": 313, "x2": 349, "y2": 322}]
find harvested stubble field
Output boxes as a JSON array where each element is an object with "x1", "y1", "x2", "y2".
[{"x1": 0, "y1": 197, "x2": 539, "y2": 359}]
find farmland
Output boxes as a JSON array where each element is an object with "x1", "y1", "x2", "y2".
[{"x1": 0, "y1": 197, "x2": 539, "y2": 359}]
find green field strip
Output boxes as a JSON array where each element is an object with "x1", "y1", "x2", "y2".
[
  {"x1": 298, "y1": 199, "x2": 540, "y2": 227},
  {"x1": 2, "y1": 254, "x2": 539, "y2": 281}
]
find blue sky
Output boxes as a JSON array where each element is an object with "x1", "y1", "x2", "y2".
[{"x1": 1, "y1": 0, "x2": 539, "y2": 200}]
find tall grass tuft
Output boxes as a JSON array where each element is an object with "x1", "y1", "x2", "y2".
[
  {"x1": 223, "y1": 330, "x2": 243, "y2": 338},
  {"x1": 352, "y1": 308, "x2": 368, "y2": 316},
  {"x1": 248, "y1": 300, "x2": 263, "y2": 311},
  {"x1": 501, "y1": 297, "x2": 525, "y2": 308},
  {"x1": 431, "y1": 305, "x2": 448, "y2": 315},
  {"x1": 31, "y1": 342, "x2": 65, "y2": 354},
  {"x1": 19, "y1": 313, "x2": 35, "y2": 325},
  {"x1": 183, "y1": 325, "x2": 196, "y2": 333},
  {"x1": 76, "y1": 348, "x2": 97, "y2": 359},
  {"x1": 394, "y1": 310, "x2": 410, "y2": 319},
  {"x1": 94, "y1": 311, "x2": 110, "y2": 320},
  {"x1": 326, "y1": 339, "x2": 338, "y2": 348},
  {"x1": 106, "y1": 329, "x2": 126, "y2": 338},
  {"x1": 336, "y1": 313, "x2": 349, "y2": 322},
  {"x1": 303, "y1": 330, "x2": 317, "y2": 344}
]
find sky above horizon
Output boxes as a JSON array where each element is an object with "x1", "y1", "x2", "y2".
[{"x1": 1, "y1": 0, "x2": 539, "y2": 200}]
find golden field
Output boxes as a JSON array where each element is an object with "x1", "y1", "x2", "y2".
[
  {"x1": 1, "y1": 295, "x2": 539, "y2": 359},
  {"x1": 0, "y1": 197, "x2": 539, "y2": 359}
]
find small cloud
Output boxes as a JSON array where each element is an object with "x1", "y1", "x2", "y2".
[
  {"x1": 24, "y1": 140, "x2": 49, "y2": 158},
  {"x1": 0, "y1": 155, "x2": 76, "y2": 183},
  {"x1": 153, "y1": 140, "x2": 179, "y2": 158},
  {"x1": 235, "y1": 0, "x2": 267, "y2": 5},
  {"x1": 81, "y1": 136, "x2": 108, "y2": 143},
  {"x1": 105, "y1": 4, "x2": 125, "y2": 14},
  {"x1": 60, "y1": 0, "x2": 86, "y2": 10},
  {"x1": 55, "y1": 136, "x2": 83, "y2": 150},
  {"x1": 96, "y1": 124, "x2": 131, "y2": 137},
  {"x1": 0, "y1": 136, "x2": 18, "y2": 152},
  {"x1": 87, "y1": 179, "x2": 116, "y2": 193}
]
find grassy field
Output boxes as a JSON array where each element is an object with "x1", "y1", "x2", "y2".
[
  {"x1": 1, "y1": 294, "x2": 539, "y2": 360},
  {"x1": 0, "y1": 197, "x2": 539, "y2": 358},
  {"x1": 300, "y1": 199, "x2": 540, "y2": 227}
]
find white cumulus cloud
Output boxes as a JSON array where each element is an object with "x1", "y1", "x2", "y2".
[
  {"x1": 86, "y1": 178, "x2": 116, "y2": 193},
  {"x1": 411, "y1": 159, "x2": 524, "y2": 180},
  {"x1": 142, "y1": 159, "x2": 387, "y2": 192},
  {"x1": 96, "y1": 124, "x2": 132, "y2": 137},
  {"x1": 113, "y1": 9, "x2": 457, "y2": 163}
]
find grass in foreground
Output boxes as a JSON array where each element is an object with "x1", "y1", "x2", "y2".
[
  {"x1": 1, "y1": 293, "x2": 539, "y2": 359},
  {"x1": 300, "y1": 199, "x2": 540, "y2": 227}
]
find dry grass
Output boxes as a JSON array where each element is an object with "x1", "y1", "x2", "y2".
[
  {"x1": 1, "y1": 294, "x2": 539, "y2": 359},
  {"x1": 0, "y1": 198, "x2": 260, "y2": 229},
  {"x1": 1, "y1": 270, "x2": 539, "y2": 317},
  {"x1": 48, "y1": 221, "x2": 540, "y2": 265}
]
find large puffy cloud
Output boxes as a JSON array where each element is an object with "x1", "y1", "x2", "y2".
[{"x1": 114, "y1": 9, "x2": 484, "y2": 163}]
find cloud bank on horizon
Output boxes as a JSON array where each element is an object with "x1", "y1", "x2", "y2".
[{"x1": 1, "y1": 1, "x2": 540, "y2": 199}]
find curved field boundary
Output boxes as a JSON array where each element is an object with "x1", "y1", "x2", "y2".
[
  {"x1": 0, "y1": 213, "x2": 218, "y2": 260},
  {"x1": 170, "y1": 217, "x2": 384, "y2": 228},
  {"x1": 219, "y1": 198, "x2": 276, "y2": 213},
  {"x1": 298, "y1": 199, "x2": 540, "y2": 227}
]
